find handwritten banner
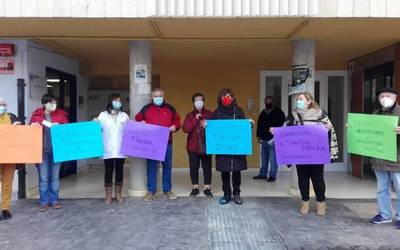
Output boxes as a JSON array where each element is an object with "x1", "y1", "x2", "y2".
[
  {"x1": 274, "y1": 125, "x2": 330, "y2": 165},
  {"x1": 51, "y1": 122, "x2": 104, "y2": 163},
  {"x1": 121, "y1": 121, "x2": 170, "y2": 161},
  {"x1": 205, "y1": 120, "x2": 252, "y2": 155},
  {"x1": 347, "y1": 113, "x2": 398, "y2": 162},
  {"x1": 0, "y1": 125, "x2": 42, "y2": 164}
]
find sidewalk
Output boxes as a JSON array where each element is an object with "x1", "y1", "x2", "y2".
[{"x1": 0, "y1": 197, "x2": 398, "y2": 250}]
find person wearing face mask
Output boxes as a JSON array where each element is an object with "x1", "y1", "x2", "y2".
[
  {"x1": 254, "y1": 96, "x2": 286, "y2": 182},
  {"x1": 135, "y1": 88, "x2": 181, "y2": 202},
  {"x1": 182, "y1": 93, "x2": 214, "y2": 197},
  {"x1": 210, "y1": 89, "x2": 249, "y2": 205},
  {"x1": 283, "y1": 92, "x2": 338, "y2": 216},
  {"x1": 30, "y1": 94, "x2": 68, "y2": 212},
  {"x1": 0, "y1": 98, "x2": 20, "y2": 220},
  {"x1": 95, "y1": 94, "x2": 129, "y2": 205},
  {"x1": 368, "y1": 87, "x2": 400, "y2": 229}
]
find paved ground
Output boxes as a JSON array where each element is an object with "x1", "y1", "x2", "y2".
[{"x1": 0, "y1": 197, "x2": 399, "y2": 250}]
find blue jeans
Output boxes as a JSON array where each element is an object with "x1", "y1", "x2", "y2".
[
  {"x1": 36, "y1": 152, "x2": 61, "y2": 206},
  {"x1": 146, "y1": 144, "x2": 173, "y2": 193},
  {"x1": 374, "y1": 170, "x2": 400, "y2": 221},
  {"x1": 259, "y1": 140, "x2": 278, "y2": 178}
]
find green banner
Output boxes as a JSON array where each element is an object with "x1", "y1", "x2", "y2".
[{"x1": 347, "y1": 113, "x2": 398, "y2": 162}]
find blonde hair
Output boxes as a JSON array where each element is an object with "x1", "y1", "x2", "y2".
[{"x1": 296, "y1": 92, "x2": 320, "y2": 109}]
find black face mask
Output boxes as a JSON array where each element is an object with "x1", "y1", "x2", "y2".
[{"x1": 265, "y1": 103, "x2": 273, "y2": 109}]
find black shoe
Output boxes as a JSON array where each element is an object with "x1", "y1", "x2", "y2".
[
  {"x1": 0, "y1": 215, "x2": 3, "y2": 221},
  {"x1": 2, "y1": 210, "x2": 12, "y2": 220},
  {"x1": 204, "y1": 189, "x2": 214, "y2": 198},
  {"x1": 267, "y1": 177, "x2": 276, "y2": 182},
  {"x1": 190, "y1": 188, "x2": 200, "y2": 197},
  {"x1": 253, "y1": 175, "x2": 267, "y2": 180},
  {"x1": 233, "y1": 195, "x2": 243, "y2": 205}
]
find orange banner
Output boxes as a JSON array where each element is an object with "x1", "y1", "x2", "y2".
[{"x1": 0, "y1": 125, "x2": 42, "y2": 164}]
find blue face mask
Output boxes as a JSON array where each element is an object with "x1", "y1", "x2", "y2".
[
  {"x1": 296, "y1": 100, "x2": 306, "y2": 110},
  {"x1": 112, "y1": 100, "x2": 122, "y2": 110},
  {"x1": 153, "y1": 97, "x2": 164, "y2": 106},
  {"x1": 0, "y1": 106, "x2": 6, "y2": 115}
]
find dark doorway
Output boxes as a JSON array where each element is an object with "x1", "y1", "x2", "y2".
[
  {"x1": 46, "y1": 67, "x2": 78, "y2": 178},
  {"x1": 362, "y1": 62, "x2": 394, "y2": 178}
]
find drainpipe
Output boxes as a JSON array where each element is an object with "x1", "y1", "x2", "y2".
[{"x1": 17, "y1": 78, "x2": 27, "y2": 199}]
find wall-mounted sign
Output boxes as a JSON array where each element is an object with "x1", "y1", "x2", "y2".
[
  {"x1": 292, "y1": 64, "x2": 311, "y2": 86},
  {"x1": 0, "y1": 44, "x2": 15, "y2": 57},
  {"x1": 134, "y1": 64, "x2": 148, "y2": 84},
  {"x1": 0, "y1": 58, "x2": 15, "y2": 74}
]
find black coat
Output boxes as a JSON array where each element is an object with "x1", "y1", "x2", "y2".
[
  {"x1": 210, "y1": 105, "x2": 248, "y2": 172},
  {"x1": 256, "y1": 107, "x2": 286, "y2": 141}
]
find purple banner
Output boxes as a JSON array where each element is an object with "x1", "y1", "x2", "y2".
[
  {"x1": 274, "y1": 125, "x2": 330, "y2": 165},
  {"x1": 121, "y1": 121, "x2": 170, "y2": 161}
]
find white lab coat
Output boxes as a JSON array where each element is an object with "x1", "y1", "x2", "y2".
[{"x1": 98, "y1": 111, "x2": 130, "y2": 159}]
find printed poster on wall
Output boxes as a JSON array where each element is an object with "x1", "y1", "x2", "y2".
[
  {"x1": 0, "y1": 58, "x2": 15, "y2": 74},
  {"x1": 134, "y1": 64, "x2": 148, "y2": 84}
]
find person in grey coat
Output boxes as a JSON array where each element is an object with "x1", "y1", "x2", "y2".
[{"x1": 368, "y1": 87, "x2": 400, "y2": 230}]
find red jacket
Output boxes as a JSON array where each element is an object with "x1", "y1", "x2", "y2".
[
  {"x1": 135, "y1": 103, "x2": 181, "y2": 143},
  {"x1": 30, "y1": 108, "x2": 69, "y2": 125},
  {"x1": 182, "y1": 108, "x2": 213, "y2": 154}
]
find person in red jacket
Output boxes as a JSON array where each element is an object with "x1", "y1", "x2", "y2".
[
  {"x1": 30, "y1": 94, "x2": 68, "y2": 212},
  {"x1": 135, "y1": 88, "x2": 181, "y2": 202},
  {"x1": 182, "y1": 93, "x2": 214, "y2": 198}
]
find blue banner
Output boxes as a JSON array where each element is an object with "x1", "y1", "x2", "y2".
[
  {"x1": 51, "y1": 121, "x2": 104, "y2": 163},
  {"x1": 206, "y1": 120, "x2": 252, "y2": 155}
]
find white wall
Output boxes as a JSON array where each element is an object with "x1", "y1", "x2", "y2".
[
  {"x1": 0, "y1": 39, "x2": 29, "y2": 201},
  {"x1": 25, "y1": 41, "x2": 90, "y2": 196}
]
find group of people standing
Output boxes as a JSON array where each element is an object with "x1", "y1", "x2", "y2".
[{"x1": 0, "y1": 86, "x2": 399, "y2": 230}]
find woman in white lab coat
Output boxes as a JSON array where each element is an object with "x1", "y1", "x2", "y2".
[{"x1": 97, "y1": 93, "x2": 129, "y2": 205}]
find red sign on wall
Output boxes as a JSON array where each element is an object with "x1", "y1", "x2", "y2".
[{"x1": 0, "y1": 44, "x2": 15, "y2": 57}]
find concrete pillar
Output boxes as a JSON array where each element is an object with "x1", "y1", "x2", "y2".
[
  {"x1": 128, "y1": 41, "x2": 152, "y2": 197},
  {"x1": 289, "y1": 39, "x2": 316, "y2": 196}
]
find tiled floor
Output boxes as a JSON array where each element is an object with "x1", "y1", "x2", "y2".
[
  {"x1": 59, "y1": 166, "x2": 382, "y2": 199},
  {"x1": 2, "y1": 197, "x2": 399, "y2": 250}
]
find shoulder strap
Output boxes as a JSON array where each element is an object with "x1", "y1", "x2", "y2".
[{"x1": 296, "y1": 112, "x2": 304, "y2": 125}]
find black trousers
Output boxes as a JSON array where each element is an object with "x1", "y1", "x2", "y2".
[
  {"x1": 104, "y1": 158, "x2": 125, "y2": 186},
  {"x1": 188, "y1": 152, "x2": 212, "y2": 185},
  {"x1": 296, "y1": 165, "x2": 326, "y2": 202},
  {"x1": 221, "y1": 171, "x2": 241, "y2": 197}
]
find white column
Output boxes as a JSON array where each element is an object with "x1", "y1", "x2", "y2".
[
  {"x1": 128, "y1": 40, "x2": 152, "y2": 197},
  {"x1": 289, "y1": 39, "x2": 315, "y2": 196}
]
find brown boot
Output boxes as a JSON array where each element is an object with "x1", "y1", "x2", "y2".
[
  {"x1": 316, "y1": 201, "x2": 326, "y2": 216},
  {"x1": 114, "y1": 185, "x2": 124, "y2": 204},
  {"x1": 300, "y1": 201, "x2": 310, "y2": 215},
  {"x1": 104, "y1": 186, "x2": 113, "y2": 205}
]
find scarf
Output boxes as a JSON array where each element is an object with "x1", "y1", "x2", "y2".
[{"x1": 0, "y1": 113, "x2": 11, "y2": 125}]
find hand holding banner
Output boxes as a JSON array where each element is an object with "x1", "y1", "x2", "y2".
[
  {"x1": 205, "y1": 120, "x2": 252, "y2": 155},
  {"x1": 0, "y1": 125, "x2": 42, "y2": 163},
  {"x1": 121, "y1": 121, "x2": 170, "y2": 161},
  {"x1": 274, "y1": 125, "x2": 330, "y2": 165},
  {"x1": 51, "y1": 121, "x2": 104, "y2": 163},
  {"x1": 347, "y1": 113, "x2": 398, "y2": 161}
]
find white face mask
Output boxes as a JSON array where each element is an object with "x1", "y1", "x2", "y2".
[
  {"x1": 45, "y1": 103, "x2": 57, "y2": 112},
  {"x1": 194, "y1": 100, "x2": 204, "y2": 110},
  {"x1": 379, "y1": 97, "x2": 395, "y2": 109}
]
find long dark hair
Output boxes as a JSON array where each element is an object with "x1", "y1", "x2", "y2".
[
  {"x1": 217, "y1": 88, "x2": 236, "y2": 106},
  {"x1": 106, "y1": 93, "x2": 122, "y2": 113}
]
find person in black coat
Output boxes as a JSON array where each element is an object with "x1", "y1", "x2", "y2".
[
  {"x1": 254, "y1": 96, "x2": 286, "y2": 182},
  {"x1": 210, "y1": 89, "x2": 250, "y2": 205}
]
